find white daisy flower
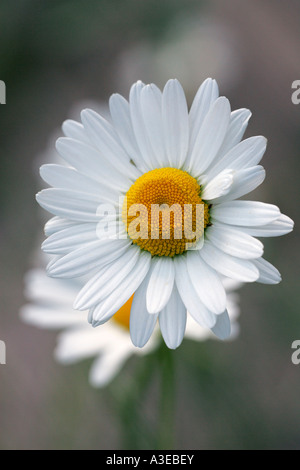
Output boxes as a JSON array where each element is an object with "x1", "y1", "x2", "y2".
[
  {"x1": 20, "y1": 262, "x2": 241, "y2": 387},
  {"x1": 36, "y1": 78, "x2": 294, "y2": 350}
]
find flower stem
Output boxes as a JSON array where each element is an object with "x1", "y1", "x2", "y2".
[
  {"x1": 109, "y1": 352, "x2": 157, "y2": 449},
  {"x1": 157, "y1": 343, "x2": 176, "y2": 450}
]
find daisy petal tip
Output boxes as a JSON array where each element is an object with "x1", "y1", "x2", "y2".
[
  {"x1": 129, "y1": 326, "x2": 149, "y2": 349},
  {"x1": 217, "y1": 329, "x2": 232, "y2": 341},
  {"x1": 284, "y1": 215, "x2": 295, "y2": 230},
  {"x1": 45, "y1": 266, "x2": 54, "y2": 277},
  {"x1": 40, "y1": 240, "x2": 50, "y2": 253},
  {"x1": 273, "y1": 270, "x2": 282, "y2": 284},
  {"x1": 145, "y1": 296, "x2": 161, "y2": 314},
  {"x1": 217, "y1": 96, "x2": 231, "y2": 111},
  {"x1": 61, "y1": 118, "x2": 72, "y2": 129},
  {"x1": 166, "y1": 338, "x2": 183, "y2": 350},
  {"x1": 259, "y1": 136, "x2": 268, "y2": 155},
  {"x1": 130, "y1": 337, "x2": 145, "y2": 349},
  {"x1": 72, "y1": 298, "x2": 85, "y2": 312},
  {"x1": 167, "y1": 77, "x2": 179, "y2": 85},
  {"x1": 211, "y1": 311, "x2": 232, "y2": 340},
  {"x1": 55, "y1": 136, "x2": 65, "y2": 149},
  {"x1": 202, "y1": 169, "x2": 234, "y2": 201},
  {"x1": 45, "y1": 263, "x2": 65, "y2": 279},
  {"x1": 109, "y1": 92, "x2": 118, "y2": 101},
  {"x1": 161, "y1": 328, "x2": 185, "y2": 349},
  {"x1": 80, "y1": 108, "x2": 95, "y2": 123},
  {"x1": 39, "y1": 165, "x2": 47, "y2": 179},
  {"x1": 130, "y1": 80, "x2": 145, "y2": 93},
  {"x1": 46, "y1": 265, "x2": 62, "y2": 278},
  {"x1": 241, "y1": 108, "x2": 252, "y2": 121},
  {"x1": 164, "y1": 78, "x2": 183, "y2": 93},
  {"x1": 266, "y1": 274, "x2": 282, "y2": 285}
]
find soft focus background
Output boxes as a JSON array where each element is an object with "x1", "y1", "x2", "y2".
[{"x1": 0, "y1": 0, "x2": 299, "y2": 450}]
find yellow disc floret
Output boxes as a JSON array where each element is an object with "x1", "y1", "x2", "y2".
[{"x1": 122, "y1": 168, "x2": 210, "y2": 257}]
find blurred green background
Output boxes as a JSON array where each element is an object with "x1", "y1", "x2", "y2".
[{"x1": 0, "y1": 0, "x2": 299, "y2": 449}]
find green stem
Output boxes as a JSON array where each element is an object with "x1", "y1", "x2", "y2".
[
  {"x1": 107, "y1": 341, "x2": 176, "y2": 449},
  {"x1": 157, "y1": 343, "x2": 176, "y2": 450},
  {"x1": 109, "y1": 352, "x2": 157, "y2": 449}
]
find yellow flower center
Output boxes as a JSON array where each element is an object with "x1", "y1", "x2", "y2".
[{"x1": 123, "y1": 168, "x2": 210, "y2": 257}]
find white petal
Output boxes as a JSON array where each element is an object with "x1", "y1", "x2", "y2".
[
  {"x1": 89, "y1": 346, "x2": 133, "y2": 388},
  {"x1": 90, "y1": 251, "x2": 151, "y2": 323},
  {"x1": 129, "y1": 80, "x2": 156, "y2": 170},
  {"x1": 81, "y1": 109, "x2": 140, "y2": 180},
  {"x1": 62, "y1": 119, "x2": 91, "y2": 144},
  {"x1": 46, "y1": 255, "x2": 62, "y2": 273},
  {"x1": 211, "y1": 310, "x2": 231, "y2": 340},
  {"x1": 44, "y1": 217, "x2": 77, "y2": 236},
  {"x1": 188, "y1": 78, "x2": 219, "y2": 158},
  {"x1": 130, "y1": 270, "x2": 158, "y2": 348},
  {"x1": 36, "y1": 188, "x2": 114, "y2": 222},
  {"x1": 186, "y1": 251, "x2": 226, "y2": 314},
  {"x1": 215, "y1": 108, "x2": 252, "y2": 157},
  {"x1": 56, "y1": 137, "x2": 130, "y2": 192},
  {"x1": 20, "y1": 305, "x2": 86, "y2": 329},
  {"x1": 47, "y1": 239, "x2": 131, "y2": 278},
  {"x1": 159, "y1": 285, "x2": 186, "y2": 349},
  {"x1": 55, "y1": 327, "x2": 104, "y2": 363},
  {"x1": 206, "y1": 224, "x2": 264, "y2": 259},
  {"x1": 206, "y1": 136, "x2": 267, "y2": 181},
  {"x1": 74, "y1": 245, "x2": 141, "y2": 310},
  {"x1": 42, "y1": 223, "x2": 97, "y2": 254},
  {"x1": 109, "y1": 93, "x2": 145, "y2": 171},
  {"x1": 252, "y1": 257, "x2": 282, "y2": 284},
  {"x1": 201, "y1": 169, "x2": 234, "y2": 200},
  {"x1": 146, "y1": 257, "x2": 175, "y2": 314},
  {"x1": 211, "y1": 200, "x2": 281, "y2": 226},
  {"x1": 162, "y1": 79, "x2": 189, "y2": 168},
  {"x1": 236, "y1": 213, "x2": 294, "y2": 237},
  {"x1": 23, "y1": 268, "x2": 79, "y2": 305},
  {"x1": 188, "y1": 97, "x2": 231, "y2": 176},
  {"x1": 140, "y1": 84, "x2": 169, "y2": 167},
  {"x1": 212, "y1": 166, "x2": 266, "y2": 204},
  {"x1": 40, "y1": 164, "x2": 119, "y2": 201},
  {"x1": 200, "y1": 241, "x2": 259, "y2": 282},
  {"x1": 174, "y1": 255, "x2": 216, "y2": 328}
]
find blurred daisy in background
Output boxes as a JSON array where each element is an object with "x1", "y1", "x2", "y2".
[{"x1": 20, "y1": 252, "x2": 241, "y2": 388}]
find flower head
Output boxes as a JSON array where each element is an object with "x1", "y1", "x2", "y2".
[{"x1": 36, "y1": 78, "x2": 294, "y2": 349}]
